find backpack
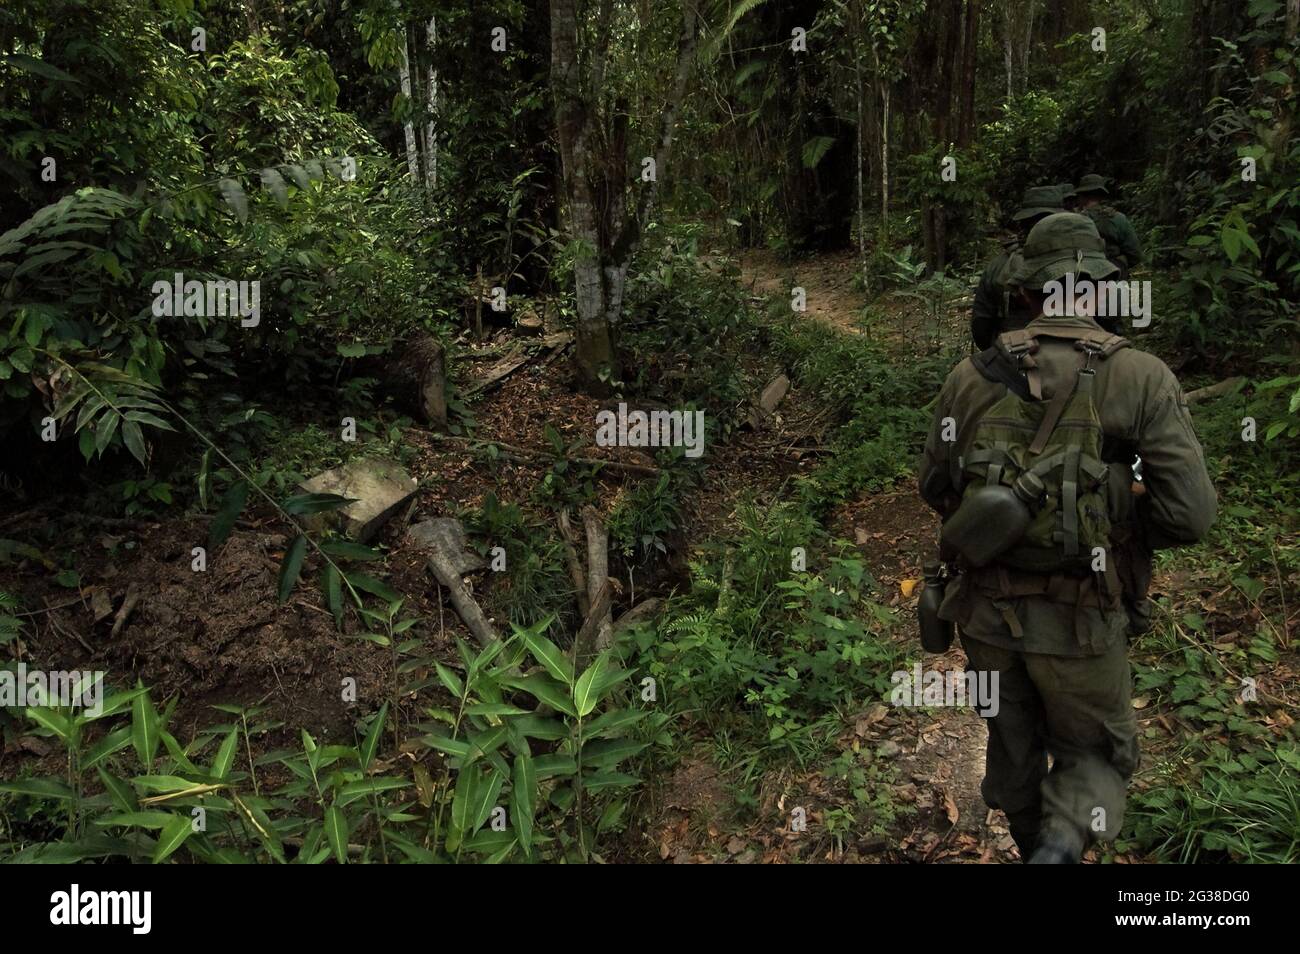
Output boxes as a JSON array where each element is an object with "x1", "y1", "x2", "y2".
[
  {"x1": 961, "y1": 326, "x2": 1129, "y2": 573},
  {"x1": 1084, "y1": 206, "x2": 1125, "y2": 265},
  {"x1": 992, "y1": 246, "x2": 1021, "y2": 323}
]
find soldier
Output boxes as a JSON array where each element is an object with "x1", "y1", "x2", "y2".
[
  {"x1": 1054, "y1": 182, "x2": 1077, "y2": 212},
  {"x1": 1074, "y1": 173, "x2": 1142, "y2": 278},
  {"x1": 919, "y1": 213, "x2": 1216, "y2": 863},
  {"x1": 971, "y1": 186, "x2": 1062, "y2": 351}
]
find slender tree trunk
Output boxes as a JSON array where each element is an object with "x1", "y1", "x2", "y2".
[
  {"x1": 880, "y1": 83, "x2": 890, "y2": 228},
  {"x1": 423, "y1": 16, "x2": 438, "y2": 192},
  {"x1": 551, "y1": 0, "x2": 615, "y2": 389},
  {"x1": 853, "y1": 25, "x2": 867, "y2": 268},
  {"x1": 1020, "y1": 1, "x2": 1034, "y2": 90},
  {"x1": 398, "y1": 21, "x2": 420, "y2": 181},
  {"x1": 1004, "y1": 4, "x2": 1014, "y2": 99},
  {"x1": 957, "y1": 0, "x2": 980, "y2": 146}
]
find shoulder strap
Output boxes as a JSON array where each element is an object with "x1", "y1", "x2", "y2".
[
  {"x1": 982, "y1": 327, "x2": 1129, "y2": 405},
  {"x1": 971, "y1": 344, "x2": 1031, "y2": 400}
]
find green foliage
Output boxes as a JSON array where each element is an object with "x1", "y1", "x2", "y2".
[
  {"x1": 608, "y1": 473, "x2": 682, "y2": 564},
  {"x1": 0, "y1": 619, "x2": 653, "y2": 863},
  {"x1": 1129, "y1": 747, "x2": 1300, "y2": 863},
  {"x1": 466, "y1": 494, "x2": 575, "y2": 631},
  {"x1": 638, "y1": 501, "x2": 900, "y2": 762}
]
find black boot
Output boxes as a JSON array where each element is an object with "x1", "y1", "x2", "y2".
[{"x1": 1027, "y1": 823, "x2": 1084, "y2": 864}]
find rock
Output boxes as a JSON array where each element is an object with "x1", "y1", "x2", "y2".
[
  {"x1": 876, "y1": 739, "x2": 902, "y2": 758},
  {"x1": 406, "y1": 517, "x2": 485, "y2": 575},
  {"x1": 299, "y1": 459, "x2": 418, "y2": 543},
  {"x1": 745, "y1": 373, "x2": 790, "y2": 428}
]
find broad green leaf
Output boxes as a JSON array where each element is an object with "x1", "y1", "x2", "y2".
[
  {"x1": 132, "y1": 684, "x2": 160, "y2": 766},
  {"x1": 324, "y1": 806, "x2": 348, "y2": 864},
  {"x1": 573, "y1": 655, "x2": 606, "y2": 717},
  {"x1": 503, "y1": 673, "x2": 576, "y2": 716},
  {"x1": 0, "y1": 777, "x2": 74, "y2": 800},
  {"x1": 517, "y1": 618, "x2": 572, "y2": 685},
  {"x1": 277, "y1": 535, "x2": 307, "y2": 602},
  {"x1": 360, "y1": 702, "x2": 387, "y2": 770},
  {"x1": 281, "y1": 492, "x2": 354, "y2": 515},
  {"x1": 152, "y1": 814, "x2": 193, "y2": 863},
  {"x1": 209, "y1": 480, "x2": 248, "y2": 548},
  {"x1": 324, "y1": 563, "x2": 343, "y2": 627},
  {"x1": 511, "y1": 749, "x2": 536, "y2": 854},
  {"x1": 211, "y1": 728, "x2": 239, "y2": 779}
]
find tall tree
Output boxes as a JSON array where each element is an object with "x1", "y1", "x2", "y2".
[
  {"x1": 956, "y1": 0, "x2": 979, "y2": 146},
  {"x1": 550, "y1": 0, "x2": 699, "y2": 391}
]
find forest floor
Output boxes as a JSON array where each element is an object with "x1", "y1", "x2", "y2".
[{"x1": 3, "y1": 247, "x2": 1294, "y2": 864}]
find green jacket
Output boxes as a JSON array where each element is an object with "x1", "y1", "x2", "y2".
[
  {"x1": 971, "y1": 246, "x2": 1032, "y2": 350},
  {"x1": 1085, "y1": 206, "x2": 1142, "y2": 273},
  {"x1": 918, "y1": 314, "x2": 1216, "y2": 656}
]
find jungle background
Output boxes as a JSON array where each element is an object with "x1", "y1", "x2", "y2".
[{"x1": 0, "y1": 0, "x2": 1296, "y2": 864}]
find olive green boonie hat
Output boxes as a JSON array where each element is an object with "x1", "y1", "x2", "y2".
[
  {"x1": 1074, "y1": 173, "x2": 1109, "y2": 196},
  {"x1": 1010, "y1": 212, "x2": 1118, "y2": 287},
  {"x1": 1012, "y1": 185, "x2": 1064, "y2": 222},
  {"x1": 1054, "y1": 182, "x2": 1076, "y2": 202}
]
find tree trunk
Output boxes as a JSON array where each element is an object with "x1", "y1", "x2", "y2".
[
  {"x1": 1004, "y1": 4, "x2": 1014, "y2": 99},
  {"x1": 423, "y1": 16, "x2": 438, "y2": 192},
  {"x1": 880, "y1": 82, "x2": 890, "y2": 228},
  {"x1": 550, "y1": 0, "x2": 696, "y2": 393},
  {"x1": 853, "y1": 28, "x2": 867, "y2": 268},
  {"x1": 957, "y1": 0, "x2": 980, "y2": 147},
  {"x1": 397, "y1": 21, "x2": 420, "y2": 181}
]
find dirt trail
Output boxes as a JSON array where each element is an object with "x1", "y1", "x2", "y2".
[{"x1": 745, "y1": 250, "x2": 1017, "y2": 863}]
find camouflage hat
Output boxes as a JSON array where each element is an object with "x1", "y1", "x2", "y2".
[
  {"x1": 1054, "y1": 182, "x2": 1076, "y2": 202},
  {"x1": 1012, "y1": 185, "x2": 1064, "y2": 222},
  {"x1": 1074, "y1": 173, "x2": 1109, "y2": 196},
  {"x1": 1010, "y1": 212, "x2": 1118, "y2": 287}
]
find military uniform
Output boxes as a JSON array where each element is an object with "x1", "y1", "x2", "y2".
[
  {"x1": 971, "y1": 186, "x2": 1062, "y2": 350},
  {"x1": 922, "y1": 214, "x2": 1216, "y2": 862},
  {"x1": 1074, "y1": 174, "x2": 1142, "y2": 277}
]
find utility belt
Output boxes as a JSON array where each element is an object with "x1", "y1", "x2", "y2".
[{"x1": 962, "y1": 561, "x2": 1121, "y2": 651}]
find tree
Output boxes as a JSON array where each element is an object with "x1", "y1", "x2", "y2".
[{"x1": 549, "y1": 0, "x2": 699, "y2": 392}]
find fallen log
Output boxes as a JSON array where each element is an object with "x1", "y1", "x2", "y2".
[
  {"x1": 558, "y1": 509, "x2": 590, "y2": 618},
  {"x1": 581, "y1": 506, "x2": 614, "y2": 651},
  {"x1": 571, "y1": 581, "x2": 613, "y2": 664},
  {"x1": 1185, "y1": 376, "x2": 1246, "y2": 405},
  {"x1": 424, "y1": 547, "x2": 499, "y2": 648}
]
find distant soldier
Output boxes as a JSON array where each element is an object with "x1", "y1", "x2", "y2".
[
  {"x1": 1074, "y1": 174, "x2": 1142, "y2": 277},
  {"x1": 971, "y1": 186, "x2": 1062, "y2": 350},
  {"x1": 1054, "y1": 182, "x2": 1077, "y2": 212}
]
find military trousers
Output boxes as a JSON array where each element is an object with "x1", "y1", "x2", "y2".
[{"x1": 960, "y1": 632, "x2": 1139, "y2": 858}]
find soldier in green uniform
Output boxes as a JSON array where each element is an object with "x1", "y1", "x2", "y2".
[
  {"x1": 920, "y1": 213, "x2": 1216, "y2": 863},
  {"x1": 1054, "y1": 182, "x2": 1077, "y2": 211},
  {"x1": 970, "y1": 186, "x2": 1062, "y2": 350},
  {"x1": 1074, "y1": 173, "x2": 1142, "y2": 278}
]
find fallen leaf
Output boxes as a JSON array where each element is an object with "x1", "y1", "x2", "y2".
[
  {"x1": 900, "y1": 578, "x2": 920, "y2": 599},
  {"x1": 942, "y1": 789, "x2": 960, "y2": 825}
]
